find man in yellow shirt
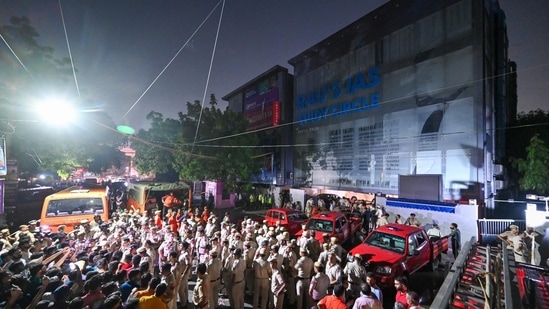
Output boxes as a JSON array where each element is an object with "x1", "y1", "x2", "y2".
[{"x1": 139, "y1": 282, "x2": 168, "y2": 309}]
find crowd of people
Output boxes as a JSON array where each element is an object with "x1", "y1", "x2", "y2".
[{"x1": 0, "y1": 195, "x2": 460, "y2": 309}]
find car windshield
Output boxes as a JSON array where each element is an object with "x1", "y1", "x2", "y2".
[
  {"x1": 365, "y1": 231, "x2": 406, "y2": 253},
  {"x1": 306, "y1": 219, "x2": 333, "y2": 232},
  {"x1": 45, "y1": 198, "x2": 104, "y2": 217},
  {"x1": 288, "y1": 213, "x2": 308, "y2": 222}
]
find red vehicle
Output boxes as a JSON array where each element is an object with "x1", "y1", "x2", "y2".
[
  {"x1": 297, "y1": 211, "x2": 362, "y2": 244},
  {"x1": 264, "y1": 208, "x2": 308, "y2": 235},
  {"x1": 348, "y1": 224, "x2": 449, "y2": 287}
]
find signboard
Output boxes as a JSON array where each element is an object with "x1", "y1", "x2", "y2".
[
  {"x1": 272, "y1": 101, "x2": 281, "y2": 126},
  {"x1": 243, "y1": 76, "x2": 280, "y2": 130}
]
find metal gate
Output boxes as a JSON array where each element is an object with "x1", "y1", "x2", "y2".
[{"x1": 477, "y1": 218, "x2": 526, "y2": 245}]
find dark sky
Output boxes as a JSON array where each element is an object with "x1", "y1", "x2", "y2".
[{"x1": 1, "y1": 0, "x2": 547, "y2": 130}]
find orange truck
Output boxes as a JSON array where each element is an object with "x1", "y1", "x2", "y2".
[{"x1": 40, "y1": 186, "x2": 109, "y2": 232}]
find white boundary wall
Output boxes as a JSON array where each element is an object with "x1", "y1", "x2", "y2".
[{"x1": 377, "y1": 197, "x2": 479, "y2": 248}]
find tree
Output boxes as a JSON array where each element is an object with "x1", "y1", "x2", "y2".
[
  {"x1": 513, "y1": 134, "x2": 549, "y2": 194},
  {"x1": 132, "y1": 111, "x2": 183, "y2": 182},
  {"x1": 1, "y1": 16, "x2": 124, "y2": 177},
  {"x1": 134, "y1": 95, "x2": 263, "y2": 189}
]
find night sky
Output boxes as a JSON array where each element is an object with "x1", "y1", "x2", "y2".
[{"x1": 1, "y1": 0, "x2": 547, "y2": 130}]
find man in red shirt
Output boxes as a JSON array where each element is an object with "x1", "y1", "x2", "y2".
[
  {"x1": 394, "y1": 275, "x2": 410, "y2": 308},
  {"x1": 317, "y1": 284, "x2": 347, "y2": 309}
]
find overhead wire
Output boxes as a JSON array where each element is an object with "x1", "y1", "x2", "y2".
[
  {"x1": 121, "y1": 0, "x2": 224, "y2": 120},
  {"x1": 191, "y1": 0, "x2": 226, "y2": 153},
  {"x1": 58, "y1": 0, "x2": 81, "y2": 97},
  {"x1": 1, "y1": 4, "x2": 547, "y2": 158},
  {"x1": 0, "y1": 32, "x2": 35, "y2": 81}
]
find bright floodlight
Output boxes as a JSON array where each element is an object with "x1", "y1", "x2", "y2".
[{"x1": 35, "y1": 98, "x2": 78, "y2": 124}]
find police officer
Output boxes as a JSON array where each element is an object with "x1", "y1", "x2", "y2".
[
  {"x1": 294, "y1": 247, "x2": 314, "y2": 309},
  {"x1": 244, "y1": 241, "x2": 256, "y2": 295},
  {"x1": 344, "y1": 253, "x2": 368, "y2": 296},
  {"x1": 207, "y1": 250, "x2": 222, "y2": 309},
  {"x1": 231, "y1": 248, "x2": 246, "y2": 309},
  {"x1": 222, "y1": 246, "x2": 235, "y2": 307},
  {"x1": 253, "y1": 247, "x2": 271, "y2": 309}
]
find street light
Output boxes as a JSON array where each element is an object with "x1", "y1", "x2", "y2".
[{"x1": 34, "y1": 98, "x2": 78, "y2": 125}]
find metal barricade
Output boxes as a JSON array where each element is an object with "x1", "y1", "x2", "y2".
[{"x1": 431, "y1": 239, "x2": 512, "y2": 308}]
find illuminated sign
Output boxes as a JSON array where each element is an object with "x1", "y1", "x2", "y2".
[
  {"x1": 272, "y1": 101, "x2": 280, "y2": 126},
  {"x1": 244, "y1": 76, "x2": 279, "y2": 130},
  {"x1": 295, "y1": 66, "x2": 381, "y2": 124}
]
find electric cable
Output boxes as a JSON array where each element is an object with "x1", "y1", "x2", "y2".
[
  {"x1": 191, "y1": 0, "x2": 225, "y2": 153},
  {"x1": 58, "y1": 0, "x2": 81, "y2": 98},
  {"x1": 121, "y1": 0, "x2": 224, "y2": 120}
]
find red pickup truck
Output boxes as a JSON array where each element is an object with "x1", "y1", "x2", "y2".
[
  {"x1": 297, "y1": 211, "x2": 362, "y2": 244},
  {"x1": 348, "y1": 223, "x2": 448, "y2": 287},
  {"x1": 264, "y1": 208, "x2": 308, "y2": 235}
]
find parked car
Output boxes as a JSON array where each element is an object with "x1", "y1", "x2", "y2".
[
  {"x1": 348, "y1": 223, "x2": 449, "y2": 287},
  {"x1": 264, "y1": 208, "x2": 308, "y2": 235},
  {"x1": 297, "y1": 211, "x2": 362, "y2": 244}
]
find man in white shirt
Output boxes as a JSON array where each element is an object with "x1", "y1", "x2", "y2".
[{"x1": 426, "y1": 223, "x2": 443, "y2": 241}]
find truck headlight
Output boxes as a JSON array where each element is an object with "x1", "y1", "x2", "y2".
[{"x1": 376, "y1": 266, "x2": 392, "y2": 275}]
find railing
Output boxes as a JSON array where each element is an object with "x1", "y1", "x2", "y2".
[
  {"x1": 477, "y1": 218, "x2": 526, "y2": 244},
  {"x1": 430, "y1": 237, "x2": 474, "y2": 308},
  {"x1": 431, "y1": 239, "x2": 513, "y2": 308},
  {"x1": 502, "y1": 245, "x2": 513, "y2": 309}
]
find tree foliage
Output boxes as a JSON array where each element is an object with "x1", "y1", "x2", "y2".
[
  {"x1": 503, "y1": 109, "x2": 549, "y2": 195},
  {"x1": 1, "y1": 16, "x2": 124, "y2": 177},
  {"x1": 512, "y1": 134, "x2": 549, "y2": 195},
  {"x1": 132, "y1": 112, "x2": 183, "y2": 182},
  {"x1": 133, "y1": 95, "x2": 263, "y2": 189}
]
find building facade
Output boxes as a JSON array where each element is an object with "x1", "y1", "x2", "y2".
[
  {"x1": 288, "y1": 0, "x2": 514, "y2": 206},
  {"x1": 223, "y1": 66, "x2": 294, "y2": 186}
]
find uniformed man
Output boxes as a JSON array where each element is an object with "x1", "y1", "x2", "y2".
[
  {"x1": 207, "y1": 250, "x2": 222, "y2": 309},
  {"x1": 253, "y1": 247, "x2": 271, "y2": 309},
  {"x1": 307, "y1": 231, "x2": 321, "y2": 261},
  {"x1": 231, "y1": 248, "x2": 246, "y2": 309},
  {"x1": 326, "y1": 252, "x2": 342, "y2": 289},
  {"x1": 329, "y1": 237, "x2": 344, "y2": 262},
  {"x1": 193, "y1": 263, "x2": 210, "y2": 309},
  {"x1": 222, "y1": 246, "x2": 235, "y2": 307},
  {"x1": 270, "y1": 257, "x2": 286, "y2": 309},
  {"x1": 344, "y1": 253, "x2": 368, "y2": 296},
  {"x1": 498, "y1": 224, "x2": 519, "y2": 249},
  {"x1": 244, "y1": 241, "x2": 256, "y2": 294},
  {"x1": 178, "y1": 242, "x2": 192, "y2": 307},
  {"x1": 0, "y1": 229, "x2": 13, "y2": 251},
  {"x1": 283, "y1": 242, "x2": 298, "y2": 305},
  {"x1": 294, "y1": 247, "x2": 314, "y2": 309},
  {"x1": 15, "y1": 225, "x2": 35, "y2": 243},
  {"x1": 268, "y1": 245, "x2": 283, "y2": 271},
  {"x1": 404, "y1": 213, "x2": 421, "y2": 227},
  {"x1": 28, "y1": 220, "x2": 40, "y2": 237},
  {"x1": 79, "y1": 219, "x2": 94, "y2": 239}
]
